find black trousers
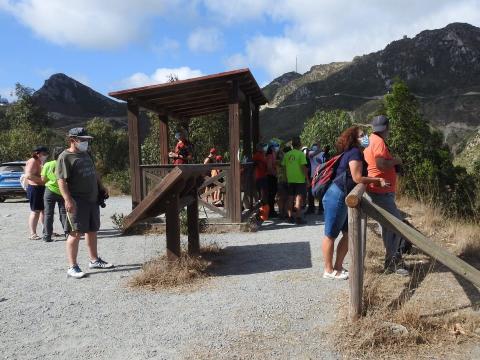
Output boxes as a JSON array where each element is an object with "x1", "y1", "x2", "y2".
[{"x1": 267, "y1": 175, "x2": 278, "y2": 215}]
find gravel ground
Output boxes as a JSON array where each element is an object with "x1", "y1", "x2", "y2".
[{"x1": 0, "y1": 196, "x2": 347, "y2": 360}]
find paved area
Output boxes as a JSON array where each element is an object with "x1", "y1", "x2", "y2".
[{"x1": 0, "y1": 196, "x2": 346, "y2": 359}]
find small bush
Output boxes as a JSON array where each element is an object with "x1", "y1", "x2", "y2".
[
  {"x1": 179, "y1": 209, "x2": 208, "y2": 235},
  {"x1": 111, "y1": 212, "x2": 126, "y2": 231}
]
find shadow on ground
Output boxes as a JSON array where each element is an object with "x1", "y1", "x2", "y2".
[{"x1": 211, "y1": 241, "x2": 312, "y2": 276}]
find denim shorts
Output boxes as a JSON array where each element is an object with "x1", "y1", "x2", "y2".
[
  {"x1": 322, "y1": 183, "x2": 348, "y2": 238},
  {"x1": 27, "y1": 185, "x2": 45, "y2": 211}
]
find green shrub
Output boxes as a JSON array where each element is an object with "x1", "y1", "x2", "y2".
[{"x1": 103, "y1": 169, "x2": 131, "y2": 195}]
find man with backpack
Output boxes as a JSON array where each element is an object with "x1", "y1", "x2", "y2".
[{"x1": 282, "y1": 137, "x2": 309, "y2": 225}]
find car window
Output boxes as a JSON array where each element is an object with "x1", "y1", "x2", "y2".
[{"x1": 0, "y1": 165, "x2": 24, "y2": 172}]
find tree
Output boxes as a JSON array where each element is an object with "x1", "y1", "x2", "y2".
[
  {"x1": 86, "y1": 117, "x2": 129, "y2": 173},
  {"x1": 300, "y1": 110, "x2": 353, "y2": 152},
  {"x1": 384, "y1": 79, "x2": 477, "y2": 217}
]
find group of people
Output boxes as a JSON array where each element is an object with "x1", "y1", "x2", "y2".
[
  {"x1": 252, "y1": 115, "x2": 408, "y2": 280},
  {"x1": 252, "y1": 137, "x2": 331, "y2": 225},
  {"x1": 23, "y1": 117, "x2": 405, "y2": 281},
  {"x1": 24, "y1": 127, "x2": 113, "y2": 279}
]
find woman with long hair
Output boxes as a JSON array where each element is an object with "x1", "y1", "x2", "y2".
[{"x1": 321, "y1": 126, "x2": 389, "y2": 280}]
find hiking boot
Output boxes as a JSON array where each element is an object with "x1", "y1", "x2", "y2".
[
  {"x1": 287, "y1": 217, "x2": 296, "y2": 224},
  {"x1": 89, "y1": 257, "x2": 114, "y2": 269},
  {"x1": 67, "y1": 265, "x2": 85, "y2": 279},
  {"x1": 43, "y1": 236, "x2": 53, "y2": 243},
  {"x1": 384, "y1": 259, "x2": 409, "y2": 276}
]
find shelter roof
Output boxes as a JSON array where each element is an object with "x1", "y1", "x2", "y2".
[{"x1": 109, "y1": 68, "x2": 267, "y2": 118}]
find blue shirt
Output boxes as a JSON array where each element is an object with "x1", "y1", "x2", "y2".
[{"x1": 333, "y1": 147, "x2": 366, "y2": 193}]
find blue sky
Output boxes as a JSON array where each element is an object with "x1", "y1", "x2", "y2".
[{"x1": 0, "y1": 0, "x2": 479, "y2": 101}]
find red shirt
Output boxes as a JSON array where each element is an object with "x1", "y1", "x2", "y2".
[
  {"x1": 252, "y1": 151, "x2": 267, "y2": 179},
  {"x1": 173, "y1": 140, "x2": 191, "y2": 165},
  {"x1": 364, "y1": 133, "x2": 397, "y2": 193}
]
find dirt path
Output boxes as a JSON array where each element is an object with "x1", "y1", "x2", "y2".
[{"x1": 0, "y1": 196, "x2": 345, "y2": 360}]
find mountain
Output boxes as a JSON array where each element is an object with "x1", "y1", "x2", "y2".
[
  {"x1": 260, "y1": 22, "x2": 480, "y2": 152},
  {"x1": 34, "y1": 73, "x2": 126, "y2": 130}
]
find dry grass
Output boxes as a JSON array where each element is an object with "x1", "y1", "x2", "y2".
[
  {"x1": 129, "y1": 242, "x2": 223, "y2": 290},
  {"x1": 334, "y1": 197, "x2": 480, "y2": 359}
]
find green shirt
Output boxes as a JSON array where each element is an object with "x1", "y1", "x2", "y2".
[
  {"x1": 41, "y1": 160, "x2": 61, "y2": 195},
  {"x1": 56, "y1": 150, "x2": 98, "y2": 202},
  {"x1": 282, "y1": 149, "x2": 307, "y2": 183}
]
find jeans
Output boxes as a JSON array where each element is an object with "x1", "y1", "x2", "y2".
[
  {"x1": 366, "y1": 192, "x2": 403, "y2": 264},
  {"x1": 43, "y1": 188, "x2": 67, "y2": 241}
]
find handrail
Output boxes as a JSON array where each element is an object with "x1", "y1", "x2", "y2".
[{"x1": 346, "y1": 183, "x2": 480, "y2": 321}]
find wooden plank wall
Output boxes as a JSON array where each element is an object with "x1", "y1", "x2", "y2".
[{"x1": 127, "y1": 102, "x2": 142, "y2": 209}]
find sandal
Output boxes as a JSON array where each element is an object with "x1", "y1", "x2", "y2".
[
  {"x1": 323, "y1": 270, "x2": 349, "y2": 280},
  {"x1": 29, "y1": 234, "x2": 41, "y2": 240}
]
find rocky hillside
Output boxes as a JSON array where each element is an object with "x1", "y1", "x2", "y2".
[
  {"x1": 34, "y1": 73, "x2": 126, "y2": 129},
  {"x1": 260, "y1": 22, "x2": 480, "y2": 152}
]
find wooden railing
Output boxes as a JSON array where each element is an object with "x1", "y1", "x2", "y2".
[
  {"x1": 140, "y1": 162, "x2": 256, "y2": 222},
  {"x1": 346, "y1": 184, "x2": 480, "y2": 321}
]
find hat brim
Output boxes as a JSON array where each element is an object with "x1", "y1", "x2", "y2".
[
  {"x1": 373, "y1": 125, "x2": 387, "y2": 132},
  {"x1": 70, "y1": 135, "x2": 93, "y2": 139}
]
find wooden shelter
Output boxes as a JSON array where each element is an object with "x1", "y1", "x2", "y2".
[{"x1": 109, "y1": 69, "x2": 267, "y2": 251}]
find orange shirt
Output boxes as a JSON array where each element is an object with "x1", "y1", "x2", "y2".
[{"x1": 364, "y1": 133, "x2": 397, "y2": 194}]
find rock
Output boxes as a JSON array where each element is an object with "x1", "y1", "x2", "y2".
[{"x1": 383, "y1": 321, "x2": 409, "y2": 336}]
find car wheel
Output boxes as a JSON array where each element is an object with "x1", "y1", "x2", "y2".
[{"x1": 0, "y1": 196, "x2": 5, "y2": 203}]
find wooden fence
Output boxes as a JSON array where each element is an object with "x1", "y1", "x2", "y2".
[{"x1": 346, "y1": 184, "x2": 480, "y2": 321}]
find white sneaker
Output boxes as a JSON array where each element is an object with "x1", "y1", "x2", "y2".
[
  {"x1": 323, "y1": 270, "x2": 349, "y2": 280},
  {"x1": 88, "y1": 257, "x2": 114, "y2": 269},
  {"x1": 67, "y1": 265, "x2": 85, "y2": 279}
]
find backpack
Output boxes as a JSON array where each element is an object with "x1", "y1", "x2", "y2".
[{"x1": 311, "y1": 153, "x2": 344, "y2": 199}]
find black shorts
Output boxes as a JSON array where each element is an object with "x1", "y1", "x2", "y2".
[
  {"x1": 27, "y1": 185, "x2": 45, "y2": 211},
  {"x1": 288, "y1": 183, "x2": 307, "y2": 197},
  {"x1": 65, "y1": 198, "x2": 100, "y2": 234}
]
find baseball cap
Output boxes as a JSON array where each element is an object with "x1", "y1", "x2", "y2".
[
  {"x1": 210, "y1": 148, "x2": 217, "y2": 154},
  {"x1": 68, "y1": 127, "x2": 93, "y2": 139},
  {"x1": 215, "y1": 155, "x2": 223, "y2": 161},
  {"x1": 371, "y1": 115, "x2": 389, "y2": 132},
  {"x1": 33, "y1": 146, "x2": 49, "y2": 153}
]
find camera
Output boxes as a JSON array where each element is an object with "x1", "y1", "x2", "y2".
[{"x1": 97, "y1": 188, "x2": 109, "y2": 208}]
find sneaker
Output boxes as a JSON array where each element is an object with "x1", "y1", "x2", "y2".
[
  {"x1": 43, "y1": 236, "x2": 53, "y2": 243},
  {"x1": 89, "y1": 257, "x2": 114, "y2": 269},
  {"x1": 323, "y1": 270, "x2": 349, "y2": 280},
  {"x1": 287, "y1": 217, "x2": 296, "y2": 224},
  {"x1": 384, "y1": 264, "x2": 409, "y2": 276},
  {"x1": 67, "y1": 265, "x2": 85, "y2": 279}
]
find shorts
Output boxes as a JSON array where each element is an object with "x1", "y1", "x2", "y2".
[
  {"x1": 256, "y1": 177, "x2": 268, "y2": 191},
  {"x1": 27, "y1": 185, "x2": 45, "y2": 211},
  {"x1": 65, "y1": 198, "x2": 100, "y2": 234},
  {"x1": 322, "y1": 183, "x2": 348, "y2": 238},
  {"x1": 288, "y1": 183, "x2": 307, "y2": 197}
]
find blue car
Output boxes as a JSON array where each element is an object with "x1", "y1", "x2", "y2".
[{"x1": 0, "y1": 161, "x2": 27, "y2": 202}]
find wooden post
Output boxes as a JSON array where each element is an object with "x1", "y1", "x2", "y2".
[
  {"x1": 158, "y1": 114, "x2": 169, "y2": 165},
  {"x1": 361, "y1": 210, "x2": 367, "y2": 263},
  {"x1": 228, "y1": 81, "x2": 242, "y2": 223},
  {"x1": 348, "y1": 205, "x2": 363, "y2": 321},
  {"x1": 252, "y1": 104, "x2": 259, "y2": 149},
  {"x1": 187, "y1": 188, "x2": 200, "y2": 255},
  {"x1": 127, "y1": 102, "x2": 142, "y2": 209},
  {"x1": 242, "y1": 98, "x2": 252, "y2": 160},
  {"x1": 165, "y1": 191, "x2": 181, "y2": 260}
]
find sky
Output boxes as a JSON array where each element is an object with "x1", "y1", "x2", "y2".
[{"x1": 0, "y1": 0, "x2": 479, "y2": 101}]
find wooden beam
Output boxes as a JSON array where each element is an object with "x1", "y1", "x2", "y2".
[
  {"x1": 252, "y1": 104, "x2": 260, "y2": 149},
  {"x1": 242, "y1": 97, "x2": 252, "y2": 159},
  {"x1": 345, "y1": 184, "x2": 366, "y2": 208},
  {"x1": 176, "y1": 104, "x2": 229, "y2": 116},
  {"x1": 165, "y1": 191, "x2": 181, "y2": 260},
  {"x1": 147, "y1": 88, "x2": 229, "y2": 104},
  {"x1": 361, "y1": 197, "x2": 480, "y2": 289},
  {"x1": 158, "y1": 114, "x2": 169, "y2": 165},
  {"x1": 169, "y1": 97, "x2": 229, "y2": 112},
  {"x1": 180, "y1": 108, "x2": 228, "y2": 118},
  {"x1": 187, "y1": 189, "x2": 200, "y2": 255},
  {"x1": 127, "y1": 102, "x2": 142, "y2": 208},
  {"x1": 348, "y1": 205, "x2": 364, "y2": 321},
  {"x1": 228, "y1": 80, "x2": 242, "y2": 223}
]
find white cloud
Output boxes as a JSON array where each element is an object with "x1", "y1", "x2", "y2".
[
  {"x1": 188, "y1": 27, "x2": 223, "y2": 52},
  {"x1": 225, "y1": 53, "x2": 248, "y2": 69},
  {"x1": 120, "y1": 67, "x2": 204, "y2": 88},
  {"x1": 209, "y1": 0, "x2": 480, "y2": 78},
  {"x1": 151, "y1": 38, "x2": 181, "y2": 56},
  {"x1": 0, "y1": 0, "x2": 180, "y2": 49}
]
